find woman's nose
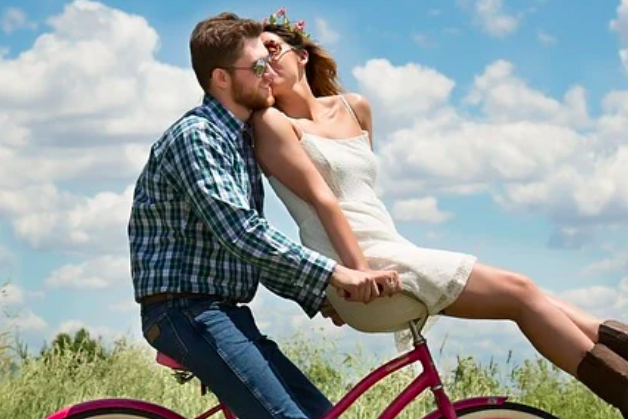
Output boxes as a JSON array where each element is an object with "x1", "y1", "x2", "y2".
[{"x1": 263, "y1": 63, "x2": 277, "y2": 80}]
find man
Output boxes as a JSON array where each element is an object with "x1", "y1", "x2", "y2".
[{"x1": 128, "y1": 12, "x2": 400, "y2": 419}]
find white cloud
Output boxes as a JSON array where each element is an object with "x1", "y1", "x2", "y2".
[
  {"x1": 353, "y1": 58, "x2": 628, "y2": 246},
  {"x1": 537, "y1": 30, "x2": 557, "y2": 46},
  {"x1": 466, "y1": 0, "x2": 520, "y2": 38},
  {"x1": 621, "y1": 50, "x2": 628, "y2": 75},
  {"x1": 558, "y1": 283, "x2": 628, "y2": 322},
  {"x1": 392, "y1": 197, "x2": 453, "y2": 224},
  {"x1": 0, "y1": 283, "x2": 23, "y2": 305},
  {"x1": 353, "y1": 59, "x2": 454, "y2": 123},
  {"x1": 45, "y1": 254, "x2": 129, "y2": 289},
  {"x1": 0, "y1": 184, "x2": 68, "y2": 216},
  {"x1": 0, "y1": 1, "x2": 203, "y2": 256},
  {"x1": 55, "y1": 320, "x2": 120, "y2": 341},
  {"x1": 0, "y1": 1, "x2": 199, "y2": 147},
  {"x1": 560, "y1": 285, "x2": 621, "y2": 312},
  {"x1": 0, "y1": 0, "x2": 197, "y2": 185},
  {"x1": 1, "y1": 7, "x2": 36, "y2": 34},
  {"x1": 0, "y1": 113, "x2": 30, "y2": 147},
  {"x1": 8, "y1": 309, "x2": 47, "y2": 331},
  {"x1": 505, "y1": 146, "x2": 628, "y2": 222},
  {"x1": 9, "y1": 185, "x2": 134, "y2": 252},
  {"x1": 580, "y1": 252, "x2": 628, "y2": 277},
  {"x1": 602, "y1": 90, "x2": 628, "y2": 115},
  {"x1": 378, "y1": 114, "x2": 582, "y2": 194},
  {"x1": 314, "y1": 18, "x2": 339, "y2": 45},
  {"x1": 465, "y1": 60, "x2": 590, "y2": 128},
  {"x1": 0, "y1": 141, "x2": 150, "y2": 192},
  {"x1": 610, "y1": 0, "x2": 628, "y2": 75},
  {"x1": 597, "y1": 92, "x2": 628, "y2": 155}
]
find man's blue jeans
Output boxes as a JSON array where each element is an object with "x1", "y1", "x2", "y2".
[{"x1": 140, "y1": 296, "x2": 333, "y2": 419}]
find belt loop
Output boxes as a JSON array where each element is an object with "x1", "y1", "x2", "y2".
[
  {"x1": 172, "y1": 294, "x2": 190, "y2": 308},
  {"x1": 166, "y1": 294, "x2": 176, "y2": 309},
  {"x1": 181, "y1": 297, "x2": 189, "y2": 308}
]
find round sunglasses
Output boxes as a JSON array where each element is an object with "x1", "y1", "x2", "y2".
[{"x1": 264, "y1": 40, "x2": 297, "y2": 62}]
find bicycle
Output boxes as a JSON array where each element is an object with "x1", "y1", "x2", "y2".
[{"x1": 43, "y1": 314, "x2": 560, "y2": 419}]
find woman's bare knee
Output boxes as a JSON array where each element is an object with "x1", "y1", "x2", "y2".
[
  {"x1": 444, "y1": 264, "x2": 542, "y2": 320},
  {"x1": 498, "y1": 270, "x2": 543, "y2": 319}
]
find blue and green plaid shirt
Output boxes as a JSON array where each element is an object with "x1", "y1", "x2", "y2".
[{"x1": 128, "y1": 95, "x2": 336, "y2": 317}]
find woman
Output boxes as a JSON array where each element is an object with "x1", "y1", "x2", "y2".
[{"x1": 252, "y1": 10, "x2": 628, "y2": 416}]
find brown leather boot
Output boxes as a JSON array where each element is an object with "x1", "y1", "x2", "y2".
[
  {"x1": 599, "y1": 320, "x2": 628, "y2": 361},
  {"x1": 577, "y1": 344, "x2": 628, "y2": 418}
]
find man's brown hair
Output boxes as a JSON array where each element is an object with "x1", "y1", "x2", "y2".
[{"x1": 190, "y1": 12, "x2": 262, "y2": 92}]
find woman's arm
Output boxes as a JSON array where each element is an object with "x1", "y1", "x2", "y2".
[{"x1": 252, "y1": 107, "x2": 369, "y2": 271}]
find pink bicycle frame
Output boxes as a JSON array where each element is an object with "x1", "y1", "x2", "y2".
[
  {"x1": 318, "y1": 322, "x2": 506, "y2": 419},
  {"x1": 44, "y1": 321, "x2": 508, "y2": 419}
]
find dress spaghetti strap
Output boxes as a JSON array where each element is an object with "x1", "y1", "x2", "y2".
[{"x1": 338, "y1": 95, "x2": 361, "y2": 127}]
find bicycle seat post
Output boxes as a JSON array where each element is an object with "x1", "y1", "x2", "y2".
[{"x1": 409, "y1": 319, "x2": 425, "y2": 346}]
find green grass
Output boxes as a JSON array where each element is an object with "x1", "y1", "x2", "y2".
[{"x1": 0, "y1": 332, "x2": 621, "y2": 419}]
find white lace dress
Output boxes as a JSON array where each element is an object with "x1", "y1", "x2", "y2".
[{"x1": 268, "y1": 129, "x2": 477, "y2": 335}]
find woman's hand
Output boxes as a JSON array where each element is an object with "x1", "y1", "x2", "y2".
[{"x1": 330, "y1": 264, "x2": 400, "y2": 303}]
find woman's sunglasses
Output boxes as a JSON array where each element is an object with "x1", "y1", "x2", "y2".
[{"x1": 264, "y1": 40, "x2": 297, "y2": 62}]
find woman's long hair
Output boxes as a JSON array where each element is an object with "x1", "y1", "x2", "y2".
[{"x1": 263, "y1": 24, "x2": 343, "y2": 97}]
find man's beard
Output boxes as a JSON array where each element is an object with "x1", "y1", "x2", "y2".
[{"x1": 232, "y1": 82, "x2": 275, "y2": 111}]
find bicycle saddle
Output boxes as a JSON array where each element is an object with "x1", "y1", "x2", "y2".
[
  {"x1": 326, "y1": 287, "x2": 429, "y2": 333},
  {"x1": 156, "y1": 352, "x2": 187, "y2": 370}
]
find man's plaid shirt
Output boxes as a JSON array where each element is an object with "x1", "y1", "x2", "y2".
[{"x1": 128, "y1": 95, "x2": 336, "y2": 317}]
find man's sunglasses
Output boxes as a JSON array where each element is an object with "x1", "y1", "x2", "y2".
[{"x1": 222, "y1": 56, "x2": 272, "y2": 77}]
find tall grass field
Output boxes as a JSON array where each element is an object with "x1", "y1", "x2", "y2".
[{"x1": 0, "y1": 327, "x2": 622, "y2": 419}]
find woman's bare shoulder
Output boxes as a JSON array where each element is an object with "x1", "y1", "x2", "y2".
[
  {"x1": 252, "y1": 107, "x2": 301, "y2": 146},
  {"x1": 343, "y1": 93, "x2": 372, "y2": 118},
  {"x1": 252, "y1": 106, "x2": 288, "y2": 126}
]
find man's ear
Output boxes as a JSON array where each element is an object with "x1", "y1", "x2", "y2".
[{"x1": 210, "y1": 68, "x2": 230, "y2": 90}]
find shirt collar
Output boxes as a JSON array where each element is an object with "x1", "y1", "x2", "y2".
[{"x1": 202, "y1": 94, "x2": 249, "y2": 141}]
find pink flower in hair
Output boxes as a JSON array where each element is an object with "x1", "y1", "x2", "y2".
[
  {"x1": 294, "y1": 20, "x2": 306, "y2": 31},
  {"x1": 276, "y1": 7, "x2": 286, "y2": 17}
]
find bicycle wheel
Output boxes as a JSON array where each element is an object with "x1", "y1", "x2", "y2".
[
  {"x1": 63, "y1": 407, "x2": 170, "y2": 419},
  {"x1": 449, "y1": 401, "x2": 560, "y2": 419}
]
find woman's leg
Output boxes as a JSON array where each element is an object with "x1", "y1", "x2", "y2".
[
  {"x1": 441, "y1": 262, "x2": 628, "y2": 416},
  {"x1": 546, "y1": 292, "x2": 628, "y2": 361},
  {"x1": 442, "y1": 263, "x2": 593, "y2": 376},
  {"x1": 545, "y1": 294, "x2": 601, "y2": 342}
]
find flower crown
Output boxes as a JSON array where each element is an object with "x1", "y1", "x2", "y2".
[{"x1": 263, "y1": 7, "x2": 310, "y2": 39}]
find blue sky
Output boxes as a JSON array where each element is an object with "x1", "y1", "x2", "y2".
[{"x1": 1, "y1": 0, "x2": 628, "y2": 369}]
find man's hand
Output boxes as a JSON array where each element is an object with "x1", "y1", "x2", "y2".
[
  {"x1": 329, "y1": 265, "x2": 400, "y2": 303},
  {"x1": 320, "y1": 298, "x2": 345, "y2": 327}
]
